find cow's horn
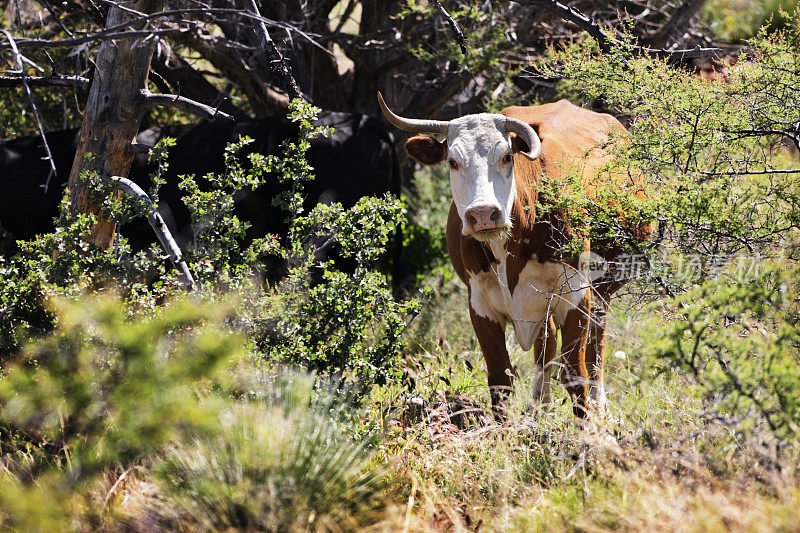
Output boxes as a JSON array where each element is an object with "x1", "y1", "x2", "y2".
[
  {"x1": 505, "y1": 117, "x2": 541, "y2": 161},
  {"x1": 377, "y1": 92, "x2": 450, "y2": 135}
]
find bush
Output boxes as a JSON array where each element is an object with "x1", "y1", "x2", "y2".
[
  {"x1": 0, "y1": 295, "x2": 242, "y2": 529},
  {"x1": 541, "y1": 16, "x2": 800, "y2": 290},
  {"x1": 137, "y1": 373, "x2": 386, "y2": 531},
  {"x1": 537, "y1": 14, "x2": 800, "y2": 444},
  {"x1": 0, "y1": 99, "x2": 414, "y2": 528},
  {"x1": 0, "y1": 295, "x2": 389, "y2": 531},
  {"x1": 213, "y1": 101, "x2": 420, "y2": 384},
  {"x1": 643, "y1": 256, "x2": 800, "y2": 440},
  {"x1": 0, "y1": 197, "x2": 179, "y2": 356},
  {"x1": 249, "y1": 194, "x2": 419, "y2": 385},
  {"x1": 1, "y1": 99, "x2": 418, "y2": 385}
]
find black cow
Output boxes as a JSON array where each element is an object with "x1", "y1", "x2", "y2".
[{"x1": 0, "y1": 112, "x2": 400, "y2": 256}]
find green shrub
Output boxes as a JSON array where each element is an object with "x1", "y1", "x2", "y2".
[
  {"x1": 536, "y1": 15, "x2": 800, "y2": 443},
  {"x1": 137, "y1": 373, "x2": 386, "y2": 531},
  {"x1": 540, "y1": 16, "x2": 800, "y2": 285},
  {"x1": 1, "y1": 99, "x2": 419, "y2": 386},
  {"x1": 249, "y1": 194, "x2": 419, "y2": 385},
  {"x1": 217, "y1": 101, "x2": 421, "y2": 384},
  {"x1": 643, "y1": 256, "x2": 800, "y2": 440},
  {"x1": 0, "y1": 295, "x2": 242, "y2": 529}
]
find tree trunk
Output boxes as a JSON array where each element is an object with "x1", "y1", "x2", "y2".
[
  {"x1": 67, "y1": 0, "x2": 166, "y2": 248},
  {"x1": 647, "y1": 0, "x2": 709, "y2": 48}
]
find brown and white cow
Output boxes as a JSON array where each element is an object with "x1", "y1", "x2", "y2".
[{"x1": 378, "y1": 93, "x2": 649, "y2": 418}]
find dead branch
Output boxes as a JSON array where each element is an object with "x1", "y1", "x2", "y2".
[
  {"x1": 150, "y1": 45, "x2": 246, "y2": 120},
  {"x1": 648, "y1": 0, "x2": 710, "y2": 48},
  {"x1": 511, "y1": 0, "x2": 721, "y2": 60},
  {"x1": 5, "y1": 28, "x2": 185, "y2": 50},
  {"x1": 141, "y1": 89, "x2": 233, "y2": 120},
  {"x1": 243, "y1": 0, "x2": 305, "y2": 102},
  {"x1": 0, "y1": 74, "x2": 89, "y2": 88},
  {"x1": 430, "y1": 0, "x2": 468, "y2": 56},
  {"x1": 700, "y1": 168, "x2": 800, "y2": 176},
  {"x1": 109, "y1": 175, "x2": 195, "y2": 291},
  {"x1": 125, "y1": 142, "x2": 154, "y2": 154},
  {"x1": 515, "y1": 0, "x2": 611, "y2": 51},
  {"x1": 2, "y1": 7, "x2": 314, "y2": 50},
  {"x1": 1, "y1": 30, "x2": 58, "y2": 192}
]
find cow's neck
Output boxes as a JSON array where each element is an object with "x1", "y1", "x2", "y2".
[{"x1": 487, "y1": 236, "x2": 514, "y2": 311}]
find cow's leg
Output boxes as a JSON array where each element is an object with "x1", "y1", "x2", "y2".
[
  {"x1": 532, "y1": 316, "x2": 557, "y2": 406},
  {"x1": 559, "y1": 291, "x2": 592, "y2": 418},
  {"x1": 586, "y1": 294, "x2": 611, "y2": 414},
  {"x1": 586, "y1": 278, "x2": 625, "y2": 415},
  {"x1": 469, "y1": 307, "x2": 513, "y2": 416}
]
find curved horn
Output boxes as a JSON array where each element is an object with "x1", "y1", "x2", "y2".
[
  {"x1": 377, "y1": 92, "x2": 450, "y2": 135},
  {"x1": 505, "y1": 117, "x2": 542, "y2": 161}
]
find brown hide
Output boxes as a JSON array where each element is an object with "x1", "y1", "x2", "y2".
[{"x1": 445, "y1": 100, "x2": 650, "y2": 417}]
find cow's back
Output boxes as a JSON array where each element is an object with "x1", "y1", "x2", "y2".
[
  {"x1": 502, "y1": 100, "x2": 649, "y2": 254},
  {"x1": 501, "y1": 100, "x2": 627, "y2": 185}
]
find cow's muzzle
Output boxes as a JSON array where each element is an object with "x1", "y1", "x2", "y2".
[{"x1": 464, "y1": 205, "x2": 507, "y2": 238}]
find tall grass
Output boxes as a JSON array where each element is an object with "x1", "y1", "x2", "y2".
[{"x1": 130, "y1": 373, "x2": 389, "y2": 532}]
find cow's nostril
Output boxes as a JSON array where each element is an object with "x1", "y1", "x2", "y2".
[
  {"x1": 490, "y1": 208, "x2": 500, "y2": 222},
  {"x1": 466, "y1": 213, "x2": 477, "y2": 227}
]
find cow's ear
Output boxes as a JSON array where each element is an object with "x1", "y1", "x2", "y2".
[
  {"x1": 405, "y1": 135, "x2": 447, "y2": 166},
  {"x1": 510, "y1": 124, "x2": 540, "y2": 154}
]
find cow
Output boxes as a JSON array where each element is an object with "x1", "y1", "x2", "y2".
[
  {"x1": 378, "y1": 93, "x2": 650, "y2": 418},
  {"x1": 0, "y1": 112, "x2": 400, "y2": 258}
]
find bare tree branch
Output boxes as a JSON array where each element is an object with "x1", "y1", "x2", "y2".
[
  {"x1": 5, "y1": 28, "x2": 186, "y2": 50},
  {"x1": 0, "y1": 74, "x2": 89, "y2": 88},
  {"x1": 648, "y1": 0, "x2": 710, "y2": 48},
  {"x1": 728, "y1": 128, "x2": 800, "y2": 151},
  {"x1": 515, "y1": 0, "x2": 611, "y2": 51},
  {"x1": 140, "y1": 89, "x2": 233, "y2": 120},
  {"x1": 701, "y1": 168, "x2": 800, "y2": 176},
  {"x1": 430, "y1": 0, "x2": 468, "y2": 56},
  {"x1": 1, "y1": 30, "x2": 58, "y2": 192},
  {"x1": 243, "y1": 0, "x2": 305, "y2": 102},
  {"x1": 2, "y1": 7, "x2": 319, "y2": 50},
  {"x1": 126, "y1": 142, "x2": 154, "y2": 154},
  {"x1": 150, "y1": 46, "x2": 246, "y2": 119},
  {"x1": 333, "y1": 0, "x2": 358, "y2": 35},
  {"x1": 109, "y1": 175, "x2": 196, "y2": 291},
  {"x1": 511, "y1": 0, "x2": 721, "y2": 60}
]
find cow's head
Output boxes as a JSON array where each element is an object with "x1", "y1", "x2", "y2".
[{"x1": 378, "y1": 92, "x2": 540, "y2": 241}]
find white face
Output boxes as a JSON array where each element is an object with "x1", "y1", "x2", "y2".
[{"x1": 445, "y1": 114, "x2": 517, "y2": 239}]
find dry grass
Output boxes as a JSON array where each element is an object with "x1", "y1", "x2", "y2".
[
  {"x1": 366, "y1": 286, "x2": 800, "y2": 532},
  {"x1": 59, "y1": 281, "x2": 800, "y2": 532}
]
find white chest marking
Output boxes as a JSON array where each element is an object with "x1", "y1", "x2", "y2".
[{"x1": 468, "y1": 245, "x2": 589, "y2": 352}]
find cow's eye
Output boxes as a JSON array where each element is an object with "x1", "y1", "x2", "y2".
[
  {"x1": 448, "y1": 159, "x2": 459, "y2": 170},
  {"x1": 503, "y1": 153, "x2": 513, "y2": 164}
]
